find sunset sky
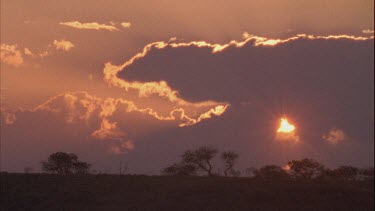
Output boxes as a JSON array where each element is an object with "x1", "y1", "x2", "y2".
[{"x1": 1, "y1": 0, "x2": 374, "y2": 174}]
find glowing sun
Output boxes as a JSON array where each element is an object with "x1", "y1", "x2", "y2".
[{"x1": 277, "y1": 118, "x2": 295, "y2": 133}]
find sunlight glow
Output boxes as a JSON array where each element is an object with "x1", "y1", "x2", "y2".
[{"x1": 277, "y1": 118, "x2": 295, "y2": 133}]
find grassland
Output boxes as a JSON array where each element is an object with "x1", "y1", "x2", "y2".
[{"x1": 1, "y1": 173, "x2": 373, "y2": 210}]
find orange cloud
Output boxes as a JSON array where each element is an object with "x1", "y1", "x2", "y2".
[
  {"x1": 1, "y1": 44, "x2": 24, "y2": 67},
  {"x1": 322, "y1": 128, "x2": 346, "y2": 144},
  {"x1": 32, "y1": 91, "x2": 229, "y2": 152},
  {"x1": 92, "y1": 118, "x2": 126, "y2": 140},
  {"x1": 121, "y1": 22, "x2": 131, "y2": 28},
  {"x1": 109, "y1": 141, "x2": 134, "y2": 154},
  {"x1": 53, "y1": 39, "x2": 75, "y2": 51},
  {"x1": 24, "y1": 91, "x2": 226, "y2": 153},
  {"x1": 362, "y1": 29, "x2": 374, "y2": 34},
  {"x1": 24, "y1": 48, "x2": 34, "y2": 56},
  {"x1": 60, "y1": 21, "x2": 119, "y2": 31}
]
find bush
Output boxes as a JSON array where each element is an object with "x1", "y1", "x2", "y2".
[{"x1": 41, "y1": 152, "x2": 91, "y2": 175}]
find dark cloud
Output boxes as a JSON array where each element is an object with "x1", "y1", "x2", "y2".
[{"x1": 117, "y1": 37, "x2": 374, "y2": 167}]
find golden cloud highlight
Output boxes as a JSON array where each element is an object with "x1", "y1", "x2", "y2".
[
  {"x1": 53, "y1": 39, "x2": 75, "y2": 51},
  {"x1": 92, "y1": 118, "x2": 126, "y2": 140},
  {"x1": 29, "y1": 91, "x2": 229, "y2": 152},
  {"x1": 121, "y1": 22, "x2": 131, "y2": 28},
  {"x1": 362, "y1": 29, "x2": 374, "y2": 34},
  {"x1": 24, "y1": 48, "x2": 34, "y2": 56},
  {"x1": 60, "y1": 21, "x2": 119, "y2": 32},
  {"x1": 1, "y1": 44, "x2": 24, "y2": 67}
]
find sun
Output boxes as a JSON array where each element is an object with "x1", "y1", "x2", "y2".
[{"x1": 277, "y1": 117, "x2": 295, "y2": 133}]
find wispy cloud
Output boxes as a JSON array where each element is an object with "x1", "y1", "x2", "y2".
[
  {"x1": 28, "y1": 91, "x2": 227, "y2": 152},
  {"x1": 60, "y1": 21, "x2": 119, "y2": 31},
  {"x1": 362, "y1": 29, "x2": 374, "y2": 34},
  {"x1": 92, "y1": 118, "x2": 126, "y2": 140},
  {"x1": 1, "y1": 44, "x2": 24, "y2": 67},
  {"x1": 53, "y1": 39, "x2": 75, "y2": 51},
  {"x1": 24, "y1": 48, "x2": 34, "y2": 56},
  {"x1": 322, "y1": 128, "x2": 346, "y2": 144},
  {"x1": 1, "y1": 39, "x2": 75, "y2": 66}
]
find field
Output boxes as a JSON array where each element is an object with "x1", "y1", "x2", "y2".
[{"x1": 1, "y1": 173, "x2": 373, "y2": 210}]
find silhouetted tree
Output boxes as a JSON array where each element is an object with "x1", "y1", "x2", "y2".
[
  {"x1": 331, "y1": 166, "x2": 359, "y2": 181},
  {"x1": 182, "y1": 146, "x2": 218, "y2": 177},
  {"x1": 221, "y1": 151, "x2": 239, "y2": 176},
  {"x1": 41, "y1": 152, "x2": 91, "y2": 175},
  {"x1": 288, "y1": 158, "x2": 325, "y2": 180},
  {"x1": 254, "y1": 165, "x2": 289, "y2": 180},
  {"x1": 162, "y1": 163, "x2": 198, "y2": 176},
  {"x1": 73, "y1": 161, "x2": 91, "y2": 175}
]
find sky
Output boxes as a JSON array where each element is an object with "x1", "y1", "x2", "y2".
[{"x1": 1, "y1": 0, "x2": 374, "y2": 174}]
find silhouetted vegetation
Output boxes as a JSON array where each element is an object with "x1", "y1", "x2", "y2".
[
  {"x1": 162, "y1": 163, "x2": 198, "y2": 176},
  {"x1": 287, "y1": 158, "x2": 325, "y2": 180},
  {"x1": 1, "y1": 149, "x2": 374, "y2": 210},
  {"x1": 163, "y1": 146, "x2": 243, "y2": 177},
  {"x1": 322, "y1": 166, "x2": 360, "y2": 181},
  {"x1": 2, "y1": 172, "x2": 373, "y2": 210},
  {"x1": 41, "y1": 152, "x2": 91, "y2": 175},
  {"x1": 253, "y1": 165, "x2": 290, "y2": 180},
  {"x1": 163, "y1": 146, "x2": 219, "y2": 177},
  {"x1": 221, "y1": 151, "x2": 240, "y2": 176}
]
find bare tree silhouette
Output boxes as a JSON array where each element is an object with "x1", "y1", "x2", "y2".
[
  {"x1": 182, "y1": 146, "x2": 218, "y2": 177},
  {"x1": 221, "y1": 151, "x2": 239, "y2": 176}
]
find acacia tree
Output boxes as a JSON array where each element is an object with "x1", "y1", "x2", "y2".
[
  {"x1": 288, "y1": 158, "x2": 325, "y2": 180},
  {"x1": 182, "y1": 146, "x2": 218, "y2": 177},
  {"x1": 41, "y1": 152, "x2": 91, "y2": 175},
  {"x1": 221, "y1": 151, "x2": 239, "y2": 176}
]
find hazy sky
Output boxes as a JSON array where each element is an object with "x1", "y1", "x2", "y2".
[{"x1": 1, "y1": 0, "x2": 374, "y2": 174}]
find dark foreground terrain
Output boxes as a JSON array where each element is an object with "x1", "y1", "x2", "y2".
[{"x1": 1, "y1": 173, "x2": 373, "y2": 211}]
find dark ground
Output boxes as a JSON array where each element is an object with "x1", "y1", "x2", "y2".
[{"x1": 1, "y1": 173, "x2": 373, "y2": 211}]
